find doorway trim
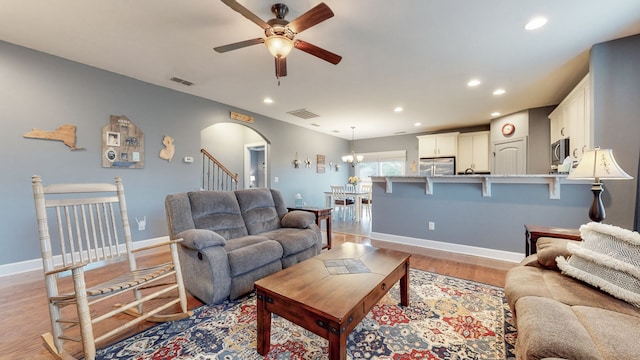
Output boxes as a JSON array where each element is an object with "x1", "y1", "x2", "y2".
[{"x1": 244, "y1": 141, "x2": 267, "y2": 189}]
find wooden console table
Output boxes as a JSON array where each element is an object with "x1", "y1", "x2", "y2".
[
  {"x1": 524, "y1": 224, "x2": 581, "y2": 256},
  {"x1": 288, "y1": 207, "x2": 332, "y2": 249}
]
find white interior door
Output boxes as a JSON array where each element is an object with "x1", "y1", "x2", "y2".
[{"x1": 493, "y1": 138, "x2": 527, "y2": 175}]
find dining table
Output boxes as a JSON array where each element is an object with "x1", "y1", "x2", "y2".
[{"x1": 323, "y1": 190, "x2": 369, "y2": 223}]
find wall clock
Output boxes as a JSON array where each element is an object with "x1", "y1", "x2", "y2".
[{"x1": 502, "y1": 123, "x2": 515, "y2": 136}]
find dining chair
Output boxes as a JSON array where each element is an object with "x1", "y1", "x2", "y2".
[
  {"x1": 330, "y1": 185, "x2": 355, "y2": 221},
  {"x1": 360, "y1": 183, "x2": 373, "y2": 218},
  {"x1": 32, "y1": 175, "x2": 192, "y2": 360}
]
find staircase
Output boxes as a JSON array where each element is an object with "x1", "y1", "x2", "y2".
[{"x1": 201, "y1": 149, "x2": 238, "y2": 191}]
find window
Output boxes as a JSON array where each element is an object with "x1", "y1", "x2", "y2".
[{"x1": 355, "y1": 150, "x2": 406, "y2": 182}]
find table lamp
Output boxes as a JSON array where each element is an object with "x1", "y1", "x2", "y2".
[{"x1": 567, "y1": 147, "x2": 632, "y2": 222}]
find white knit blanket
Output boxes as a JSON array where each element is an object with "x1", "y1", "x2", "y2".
[{"x1": 557, "y1": 222, "x2": 640, "y2": 307}]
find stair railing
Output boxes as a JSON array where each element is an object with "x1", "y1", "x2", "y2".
[{"x1": 201, "y1": 149, "x2": 239, "y2": 191}]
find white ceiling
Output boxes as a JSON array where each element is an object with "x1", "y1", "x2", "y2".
[{"x1": 2, "y1": 0, "x2": 640, "y2": 140}]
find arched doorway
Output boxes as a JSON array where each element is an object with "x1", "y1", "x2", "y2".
[{"x1": 201, "y1": 123, "x2": 270, "y2": 189}]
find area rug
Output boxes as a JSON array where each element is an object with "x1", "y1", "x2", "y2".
[{"x1": 96, "y1": 269, "x2": 517, "y2": 359}]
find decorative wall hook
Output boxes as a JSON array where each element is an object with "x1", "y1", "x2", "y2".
[{"x1": 293, "y1": 152, "x2": 300, "y2": 168}]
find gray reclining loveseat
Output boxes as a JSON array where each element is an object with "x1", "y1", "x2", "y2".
[{"x1": 165, "y1": 187, "x2": 322, "y2": 304}]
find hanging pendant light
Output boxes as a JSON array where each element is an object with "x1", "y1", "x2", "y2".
[{"x1": 342, "y1": 126, "x2": 363, "y2": 167}]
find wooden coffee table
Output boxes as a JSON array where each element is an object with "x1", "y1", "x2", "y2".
[{"x1": 255, "y1": 242, "x2": 410, "y2": 360}]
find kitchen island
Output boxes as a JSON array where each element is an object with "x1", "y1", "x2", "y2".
[{"x1": 369, "y1": 175, "x2": 592, "y2": 262}]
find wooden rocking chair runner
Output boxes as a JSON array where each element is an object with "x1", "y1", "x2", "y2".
[{"x1": 32, "y1": 175, "x2": 192, "y2": 360}]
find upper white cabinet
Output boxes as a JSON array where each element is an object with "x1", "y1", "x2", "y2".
[
  {"x1": 417, "y1": 133, "x2": 459, "y2": 158},
  {"x1": 457, "y1": 131, "x2": 490, "y2": 173},
  {"x1": 549, "y1": 74, "x2": 592, "y2": 161}
]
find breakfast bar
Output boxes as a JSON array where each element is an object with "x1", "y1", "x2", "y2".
[{"x1": 369, "y1": 175, "x2": 592, "y2": 262}]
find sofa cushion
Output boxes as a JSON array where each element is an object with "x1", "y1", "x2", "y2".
[
  {"x1": 514, "y1": 296, "x2": 602, "y2": 360},
  {"x1": 188, "y1": 191, "x2": 248, "y2": 240},
  {"x1": 505, "y1": 265, "x2": 640, "y2": 319},
  {"x1": 176, "y1": 229, "x2": 226, "y2": 250},
  {"x1": 261, "y1": 227, "x2": 319, "y2": 256},
  {"x1": 235, "y1": 188, "x2": 281, "y2": 235},
  {"x1": 557, "y1": 222, "x2": 640, "y2": 307},
  {"x1": 281, "y1": 210, "x2": 315, "y2": 228},
  {"x1": 225, "y1": 237, "x2": 283, "y2": 277},
  {"x1": 514, "y1": 296, "x2": 640, "y2": 360}
]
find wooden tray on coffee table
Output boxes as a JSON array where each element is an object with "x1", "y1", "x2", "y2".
[{"x1": 255, "y1": 242, "x2": 411, "y2": 360}]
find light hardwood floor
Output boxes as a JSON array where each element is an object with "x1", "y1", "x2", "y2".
[{"x1": 0, "y1": 226, "x2": 516, "y2": 359}]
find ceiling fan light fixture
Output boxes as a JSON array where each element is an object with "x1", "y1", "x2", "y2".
[{"x1": 265, "y1": 35, "x2": 294, "y2": 58}]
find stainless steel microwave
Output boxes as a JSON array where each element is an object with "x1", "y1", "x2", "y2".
[{"x1": 551, "y1": 138, "x2": 570, "y2": 165}]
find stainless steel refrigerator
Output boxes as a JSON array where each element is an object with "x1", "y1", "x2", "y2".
[{"x1": 419, "y1": 157, "x2": 456, "y2": 176}]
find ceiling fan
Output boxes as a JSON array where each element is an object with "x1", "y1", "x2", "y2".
[{"x1": 214, "y1": 0, "x2": 342, "y2": 80}]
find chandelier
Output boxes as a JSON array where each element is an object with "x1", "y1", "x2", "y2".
[{"x1": 342, "y1": 126, "x2": 363, "y2": 167}]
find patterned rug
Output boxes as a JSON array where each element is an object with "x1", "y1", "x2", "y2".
[{"x1": 96, "y1": 269, "x2": 517, "y2": 359}]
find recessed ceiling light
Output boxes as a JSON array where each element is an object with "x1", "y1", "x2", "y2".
[
  {"x1": 525, "y1": 16, "x2": 548, "y2": 31},
  {"x1": 491, "y1": 112, "x2": 501, "y2": 117},
  {"x1": 394, "y1": 106, "x2": 403, "y2": 113},
  {"x1": 493, "y1": 89, "x2": 506, "y2": 95},
  {"x1": 263, "y1": 97, "x2": 274, "y2": 104},
  {"x1": 467, "y1": 79, "x2": 481, "y2": 87},
  {"x1": 414, "y1": 122, "x2": 421, "y2": 127}
]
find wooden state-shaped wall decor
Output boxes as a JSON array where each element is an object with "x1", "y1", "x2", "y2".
[
  {"x1": 102, "y1": 115, "x2": 144, "y2": 168},
  {"x1": 23, "y1": 124, "x2": 84, "y2": 150}
]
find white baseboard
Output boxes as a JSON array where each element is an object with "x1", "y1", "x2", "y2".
[
  {"x1": 370, "y1": 232, "x2": 524, "y2": 263},
  {"x1": 0, "y1": 236, "x2": 169, "y2": 278}
]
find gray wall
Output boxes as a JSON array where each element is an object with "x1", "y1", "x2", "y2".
[
  {"x1": 528, "y1": 106, "x2": 555, "y2": 174},
  {"x1": 0, "y1": 40, "x2": 350, "y2": 265},
  {"x1": 3, "y1": 32, "x2": 638, "y2": 267},
  {"x1": 591, "y1": 34, "x2": 640, "y2": 229}
]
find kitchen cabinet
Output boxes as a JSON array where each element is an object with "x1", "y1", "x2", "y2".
[
  {"x1": 417, "y1": 132, "x2": 459, "y2": 158},
  {"x1": 549, "y1": 74, "x2": 592, "y2": 161},
  {"x1": 457, "y1": 131, "x2": 490, "y2": 173}
]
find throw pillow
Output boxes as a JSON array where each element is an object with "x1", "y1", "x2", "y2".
[
  {"x1": 556, "y1": 222, "x2": 640, "y2": 307},
  {"x1": 536, "y1": 237, "x2": 572, "y2": 270}
]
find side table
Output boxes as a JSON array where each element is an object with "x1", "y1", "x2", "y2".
[
  {"x1": 287, "y1": 207, "x2": 332, "y2": 249},
  {"x1": 524, "y1": 224, "x2": 581, "y2": 256}
]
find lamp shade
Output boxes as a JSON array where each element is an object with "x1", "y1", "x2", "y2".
[
  {"x1": 264, "y1": 35, "x2": 294, "y2": 58},
  {"x1": 567, "y1": 148, "x2": 632, "y2": 181}
]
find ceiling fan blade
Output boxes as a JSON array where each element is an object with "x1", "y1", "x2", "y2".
[
  {"x1": 275, "y1": 57, "x2": 287, "y2": 77},
  {"x1": 221, "y1": 0, "x2": 270, "y2": 30},
  {"x1": 286, "y1": 2, "x2": 334, "y2": 34},
  {"x1": 214, "y1": 38, "x2": 264, "y2": 53},
  {"x1": 294, "y1": 40, "x2": 342, "y2": 65}
]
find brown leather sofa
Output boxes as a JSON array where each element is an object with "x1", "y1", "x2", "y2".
[{"x1": 505, "y1": 236, "x2": 640, "y2": 359}]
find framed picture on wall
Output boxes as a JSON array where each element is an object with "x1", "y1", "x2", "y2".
[{"x1": 106, "y1": 132, "x2": 120, "y2": 146}]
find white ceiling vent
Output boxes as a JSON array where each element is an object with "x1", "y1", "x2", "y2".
[
  {"x1": 287, "y1": 109, "x2": 319, "y2": 119},
  {"x1": 170, "y1": 77, "x2": 194, "y2": 86}
]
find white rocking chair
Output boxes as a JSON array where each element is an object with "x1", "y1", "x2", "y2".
[{"x1": 32, "y1": 175, "x2": 192, "y2": 360}]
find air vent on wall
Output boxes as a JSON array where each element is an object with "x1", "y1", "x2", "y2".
[
  {"x1": 170, "y1": 77, "x2": 195, "y2": 86},
  {"x1": 287, "y1": 109, "x2": 319, "y2": 119}
]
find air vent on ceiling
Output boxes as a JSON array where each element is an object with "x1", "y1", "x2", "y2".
[
  {"x1": 170, "y1": 77, "x2": 195, "y2": 86},
  {"x1": 287, "y1": 108, "x2": 319, "y2": 119}
]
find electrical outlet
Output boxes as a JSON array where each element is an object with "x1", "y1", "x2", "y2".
[
  {"x1": 428, "y1": 221, "x2": 435, "y2": 231},
  {"x1": 274, "y1": 177, "x2": 279, "y2": 183}
]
